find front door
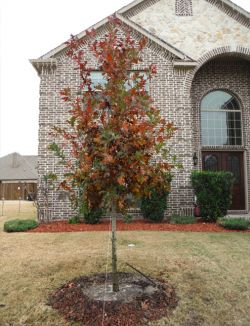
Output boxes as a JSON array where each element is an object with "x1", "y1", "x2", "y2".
[{"x1": 202, "y1": 151, "x2": 245, "y2": 210}]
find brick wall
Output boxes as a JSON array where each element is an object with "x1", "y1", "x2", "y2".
[
  {"x1": 37, "y1": 25, "x2": 196, "y2": 220},
  {"x1": 191, "y1": 57, "x2": 250, "y2": 211}
]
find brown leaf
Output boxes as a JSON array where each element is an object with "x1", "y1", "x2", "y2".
[{"x1": 141, "y1": 300, "x2": 150, "y2": 310}]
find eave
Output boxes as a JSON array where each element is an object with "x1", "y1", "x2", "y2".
[
  {"x1": 173, "y1": 61, "x2": 197, "y2": 68},
  {"x1": 29, "y1": 59, "x2": 57, "y2": 76}
]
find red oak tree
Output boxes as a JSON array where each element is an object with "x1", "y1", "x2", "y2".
[{"x1": 50, "y1": 17, "x2": 177, "y2": 291}]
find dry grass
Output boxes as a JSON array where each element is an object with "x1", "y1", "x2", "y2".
[{"x1": 0, "y1": 202, "x2": 250, "y2": 325}]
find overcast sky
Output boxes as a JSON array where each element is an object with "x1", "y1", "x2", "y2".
[{"x1": 0, "y1": 0, "x2": 249, "y2": 157}]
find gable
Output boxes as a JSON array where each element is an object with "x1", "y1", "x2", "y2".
[
  {"x1": 31, "y1": 0, "x2": 250, "y2": 65},
  {"x1": 38, "y1": 16, "x2": 189, "y2": 62},
  {"x1": 126, "y1": 0, "x2": 250, "y2": 60}
]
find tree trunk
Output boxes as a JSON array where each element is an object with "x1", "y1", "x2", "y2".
[{"x1": 111, "y1": 205, "x2": 119, "y2": 292}]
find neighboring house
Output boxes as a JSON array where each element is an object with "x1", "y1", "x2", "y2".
[
  {"x1": 31, "y1": 0, "x2": 250, "y2": 220},
  {"x1": 0, "y1": 153, "x2": 38, "y2": 200}
]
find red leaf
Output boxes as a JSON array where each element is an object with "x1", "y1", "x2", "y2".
[
  {"x1": 117, "y1": 176, "x2": 125, "y2": 185},
  {"x1": 107, "y1": 54, "x2": 113, "y2": 63}
]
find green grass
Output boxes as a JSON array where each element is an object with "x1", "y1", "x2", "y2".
[{"x1": 0, "y1": 202, "x2": 250, "y2": 325}]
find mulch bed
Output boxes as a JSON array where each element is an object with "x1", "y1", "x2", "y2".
[
  {"x1": 48, "y1": 272, "x2": 178, "y2": 326},
  {"x1": 29, "y1": 219, "x2": 250, "y2": 233}
]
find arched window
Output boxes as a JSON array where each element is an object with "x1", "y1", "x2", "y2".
[{"x1": 201, "y1": 90, "x2": 242, "y2": 146}]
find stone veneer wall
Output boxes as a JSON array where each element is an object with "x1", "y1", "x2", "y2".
[
  {"x1": 37, "y1": 26, "x2": 195, "y2": 221},
  {"x1": 191, "y1": 57, "x2": 250, "y2": 211},
  {"x1": 129, "y1": 0, "x2": 250, "y2": 60}
]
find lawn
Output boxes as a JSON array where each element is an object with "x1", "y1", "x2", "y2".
[{"x1": 0, "y1": 202, "x2": 250, "y2": 325}]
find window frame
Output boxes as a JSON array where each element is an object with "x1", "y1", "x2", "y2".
[
  {"x1": 82, "y1": 70, "x2": 150, "y2": 93},
  {"x1": 200, "y1": 90, "x2": 243, "y2": 147}
]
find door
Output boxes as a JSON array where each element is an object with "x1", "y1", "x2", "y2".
[{"x1": 202, "y1": 151, "x2": 245, "y2": 210}]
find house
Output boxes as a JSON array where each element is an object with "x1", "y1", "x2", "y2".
[
  {"x1": 30, "y1": 0, "x2": 250, "y2": 220},
  {"x1": 0, "y1": 153, "x2": 38, "y2": 200}
]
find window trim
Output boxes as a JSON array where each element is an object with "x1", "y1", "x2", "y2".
[
  {"x1": 200, "y1": 90, "x2": 243, "y2": 147},
  {"x1": 82, "y1": 70, "x2": 150, "y2": 92}
]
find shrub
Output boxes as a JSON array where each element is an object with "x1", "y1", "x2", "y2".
[
  {"x1": 218, "y1": 218, "x2": 250, "y2": 230},
  {"x1": 68, "y1": 207, "x2": 104, "y2": 224},
  {"x1": 191, "y1": 171, "x2": 234, "y2": 222},
  {"x1": 68, "y1": 216, "x2": 81, "y2": 224},
  {"x1": 123, "y1": 213, "x2": 133, "y2": 224},
  {"x1": 170, "y1": 215, "x2": 196, "y2": 224},
  {"x1": 83, "y1": 207, "x2": 104, "y2": 224},
  {"x1": 4, "y1": 219, "x2": 38, "y2": 232},
  {"x1": 140, "y1": 189, "x2": 169, "y2": 222}
]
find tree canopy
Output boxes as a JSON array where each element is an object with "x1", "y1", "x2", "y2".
[{"x1": 50, "y1": 17, "x2": 177, "y2": 214}]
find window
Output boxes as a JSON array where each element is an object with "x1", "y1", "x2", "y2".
[
  {"x1": 84, "y1": 71, "x2": 149, "y2": 92},
  {"x1": 82, "y1": 71, "x2": 106, "y2": 92},
  {"x1": 201, "y1": 90, "x2": 242, "y2": 146},
  {"x1": 90, "y1": 71, "x2": 107, "y2": 88},
  {"x1": 125, "y1": 71, "x2": 149, "y2": 92}
]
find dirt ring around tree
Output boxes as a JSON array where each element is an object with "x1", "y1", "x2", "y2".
[{"x1": 48, "y1": 272, "x2": 178, "y2": 326}]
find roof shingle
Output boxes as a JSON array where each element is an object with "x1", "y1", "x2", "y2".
[{"x1": 0, "y1": 153, "x2": 38, "y2": 181}]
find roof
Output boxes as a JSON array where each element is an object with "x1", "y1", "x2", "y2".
[
  {"x1": 30, "y1": 0, "x2": 250, "y2": 67},
  {"x1": 0, "y1": 153, "x2": 38, "y2": 181}
]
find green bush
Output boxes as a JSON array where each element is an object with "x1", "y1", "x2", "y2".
[
  {"x1": 191, "y1": 171, "x2": 234, "y2": 222},
  {"x1": 69, "y1": 207, "x2": 104, "y2": 224},
  {"x1": 123, "y1": 213, "x2": 133, "y2": 224},
  {"x1": 140, "y1": 189, "x2": 169, "y2": 222},
  {"x1": 4, "y1": 219, "x2": 38, "y2": 232},
  {"x1": 218, "y1": 218, "x2": 250, "y2": 230},
  {"x1": 84, "y1": 207, "x2": 104, "y2": 224},
  {"x1": 170, "y1": 215, "x2": 196, "y2": 224},
  {"x1": 68, "y1": 216, "x2": 81, "y2": 224}
]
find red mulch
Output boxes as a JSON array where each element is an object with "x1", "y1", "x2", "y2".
[
  {"x1": 48, "y1": 272, "x2": 178, "y2": 326},
  {"x1": 28, "y1": 219, "x2": 250, "y2": 233}
]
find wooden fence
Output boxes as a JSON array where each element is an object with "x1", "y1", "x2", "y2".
[{"x1": 0, "y1": 182, "x2": 37, "y2": 200}]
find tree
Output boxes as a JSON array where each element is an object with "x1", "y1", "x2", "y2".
[
  {"x1": 36, "y1": 173, "x2": 57, "y2": 222},
  {"x1": 49, "y1": 17, "x2": 177, "y2": 292}
]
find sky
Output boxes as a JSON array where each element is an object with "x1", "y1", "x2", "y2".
[{"x1": 0, "y1": 0, "x2": 249, "y2": 157}]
